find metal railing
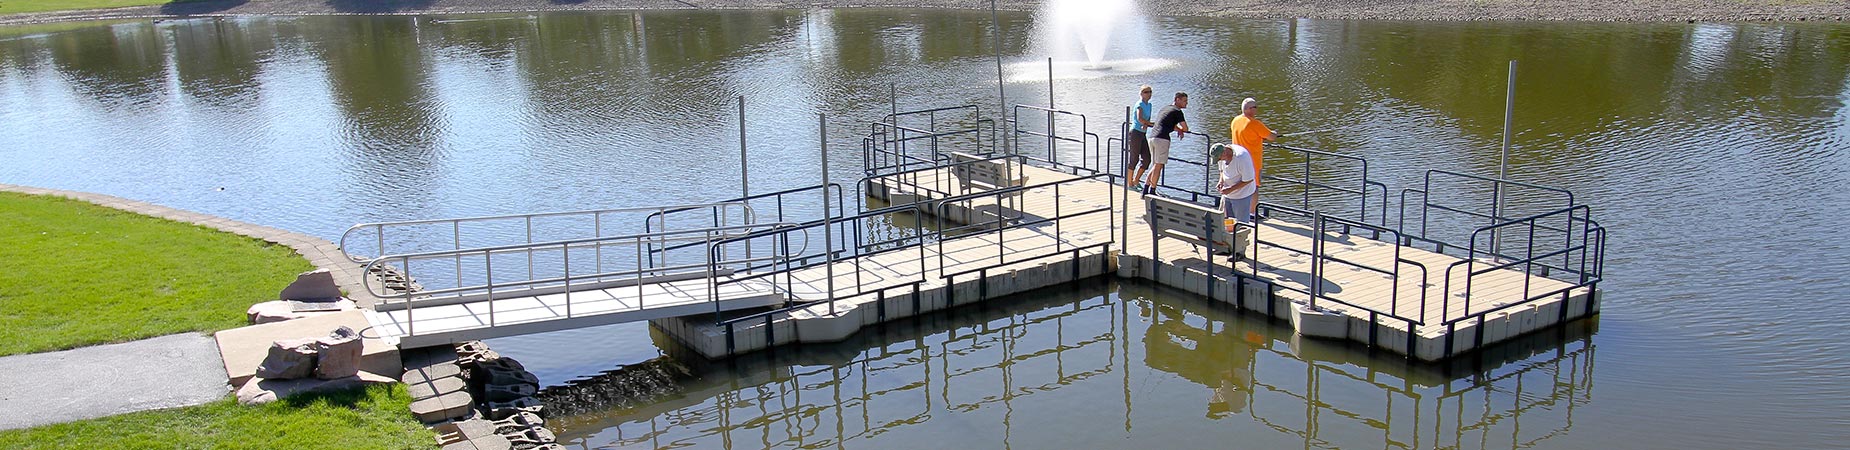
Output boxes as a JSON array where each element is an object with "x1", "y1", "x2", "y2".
[
  {"x1": 857, "y1": 152, "x2": 1026, "y2": 210},
  {"x1": 864, "y1": 105, "x2": 995, "y2": 177},
  {"x1": 1439, "y1": 205, "x2": 1605, "y2": 351},
  {"x1": 1011, "y1": 104, "x2": 1105, "y2": 173},
  {"x1": 1248, "y1": 203, "x2": 1431, "y2": 348},
  {"x1": 339, "y1": 202, "x2": 754, "y2": 264},
  {"x1": 932, "y1": 172, "x2": 1116, "y2": 276},
  {"x1": 704, "y1": 171, "x2": 1119, "y2": 347},
  {"x1": 1399, "y1": 169, "x2": 1575, "y2": 260},
  {"x1": 644, "y1": 183, "x2": 844, "y2": 267},
  {"x1": 702, "y1": 202, "x2": 933, "y2": 324},
  {"x1": 363, "y1": 221, "x2": 802, "y2": 337},
  {"x1": 1263, "y1": 143, "x2": 1390, "y2": 227}
]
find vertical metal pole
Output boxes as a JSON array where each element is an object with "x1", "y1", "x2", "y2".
[
  {"x1": 563, "y1": 244, "x2": 572, "y2": 318},
  {"x1": 821, "y1": 113, "x2": 835, "y2": 315},
  {"x1": 740, "y1": 96, "x2": 751, "y2": 259},
  {"x1": 1493, "y1": 60, "x2": 1516, "y2": 256},
  {"x1": 740, "y1": 96, "x2": 750, "y2": 201},
  {"x1": 991, "y1": 0, "x2": 1007, "y2": 155},
  {"x1": 1310, "y1": 212, "x2": 1322, "y2": 310},
  {"x1": 1047, "y1": 57, "x2": 1055, "y2": 163}
]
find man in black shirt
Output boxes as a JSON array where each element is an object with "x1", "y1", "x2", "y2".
[{"x1": 1143, "y1": 92, "x2": 1190, "y2": 196}]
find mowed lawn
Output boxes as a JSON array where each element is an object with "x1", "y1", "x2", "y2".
[
  {"x1": 0, "y1": 0, "x2": 183, "y2": 14},
  {"x1": 0, "y1": 191, "x2": 314, "y2": 356},
  {"x1": 0, "y1": 384, "x2": 435, "y2": 449}
]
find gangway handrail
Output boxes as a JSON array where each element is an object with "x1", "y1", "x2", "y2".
[
  {"x1": 366, "y1": 221, "x2": 804, "y2": 338},
  {"x1": 362, "y1": 221, "x2": 803, "y2": 299},
  {"x1": 704, "y1": 202, "x2": 932, "y2": 314},
  {"x1": 339, "y1": 201, "x2": 754, "y2": 263},
  {"x1": 643, "y1": 184, "x2": 842, "y2": 233},
  {"x1": 642, "y1": 183, "x2": 851, "y2": 264}
]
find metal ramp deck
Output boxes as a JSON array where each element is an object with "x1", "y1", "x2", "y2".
[{"x1": 365, "y1": 276, "x2": 784, "y2": 348}]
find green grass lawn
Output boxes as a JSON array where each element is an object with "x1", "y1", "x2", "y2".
[
  {"x1": 0, "y1": 0, "x2": 186, "y2": 15},
  {"x1": 0, "y1": 191, "x2": 315, "y2": 356},
  {"x1": 0, "y1": 384, "x2": 436, "y2": 449}
]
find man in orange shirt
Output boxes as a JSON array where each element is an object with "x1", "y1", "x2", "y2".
[{"x1": 1229, "y1": 97, "x2": 1278, "y2": 216}]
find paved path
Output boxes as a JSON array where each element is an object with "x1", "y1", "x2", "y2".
[{"x1": 0, "y1": 333, "x2": 228, "y2": 430}]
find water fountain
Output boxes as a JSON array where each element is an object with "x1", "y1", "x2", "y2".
[{"x1": 1010, "y1": 0, "x2": 1173, "y2": 81}]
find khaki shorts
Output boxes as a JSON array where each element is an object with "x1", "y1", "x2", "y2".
[{"x1": 1149, "y1": 137, "x2": 1172, "y2": 164}]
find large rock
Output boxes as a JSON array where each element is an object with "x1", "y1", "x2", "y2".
[
  {"x1": 313, "y1": 326, "x2": 362, "y2": 380},
  {"x1": 255, "y1": 337, "x2": 319, "y2": 380},
  {"x1": 246, "y1": 299, "x2": 356, "y2": 325},
  {"x1": 279, "y1": 269, "x2": 342, "y2": 302},
  {"x1": 235, "y1": 376, "x2": 364, "y2": 405}
]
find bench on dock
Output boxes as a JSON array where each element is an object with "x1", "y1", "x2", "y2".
[
  {"x1": 950, "y1": 152, "x2": 1025, "y2": 192},
  {"x1": 1146, "y1": 195, "x2": 1250, "y2": 256}
]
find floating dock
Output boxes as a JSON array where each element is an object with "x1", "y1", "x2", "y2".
[{"x1": 347, "y1": 104, "x2": 1605, "y2": 363}]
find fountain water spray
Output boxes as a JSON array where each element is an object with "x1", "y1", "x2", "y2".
[
  {"x1": 1012, "y1": 0, "x2": 1170, "y2": 81},
  {"x1": 1040, "y1": 0, "x2": 1143, "y2": 70}
]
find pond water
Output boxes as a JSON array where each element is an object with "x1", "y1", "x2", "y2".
[{"x1": 2, "y1": 10, "x2": 1847, "y2": 449}]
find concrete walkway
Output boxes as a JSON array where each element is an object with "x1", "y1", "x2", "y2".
[{"x1": 0, "y1": 333, "x2": 229, "y2": 430}]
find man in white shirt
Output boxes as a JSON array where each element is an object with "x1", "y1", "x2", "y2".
[
  {"x1": 1214, "y1": 143, "x2": 1257, "y2": 262},
  {"x1": 1215, "y1": 143, "x2": 1257, "y2": 223}
]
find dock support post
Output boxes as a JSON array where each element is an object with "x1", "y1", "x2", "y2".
[{"x1": 821, "y1": 113, "x2": 835, "y2": 316}]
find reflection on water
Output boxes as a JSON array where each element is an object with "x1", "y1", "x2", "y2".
[{"x1": 541, "y1": 281, "x2": 1594, "y2": 449}]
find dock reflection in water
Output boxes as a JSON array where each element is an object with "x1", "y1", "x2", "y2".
[{"x1": 540, "y1": 280, "x2": 1594, "y2": 449}]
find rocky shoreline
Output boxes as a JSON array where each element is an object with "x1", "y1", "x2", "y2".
[{"x1": 1, "y1": 0, "x2": 1846, "y2": 26}]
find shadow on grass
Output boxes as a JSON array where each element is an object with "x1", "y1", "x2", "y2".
[
  {"x1": 158, "y1": 0, "x2": 250, "y2": 15},
  {"x1": 277, "y1": 383, "x2": 375, "y2": 409},
  {"x1": 325, "y1": 0, "x2": 436, "y2": 13}
]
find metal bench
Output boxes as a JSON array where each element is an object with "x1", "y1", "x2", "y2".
[
  {"x1": 1146, "y1": 195, "x2": 1251, "y2": 258},
  {"x1": 950, "y1": 151, "x2": 1025, "y2": 192}
]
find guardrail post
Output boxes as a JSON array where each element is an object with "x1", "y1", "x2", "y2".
[
  {"x1": 1310, "y1": 211, "x2": 1323, "y2": 310},
  {"x1": 485, "y1": 252, "x2": 495, "y2": 327},
  {"x1": 821, "y1": 113, "x2": 836, "y2": 316},
  {"x1": 403, "y1": 256, "x2": 414, "y2": 337},
  {"x1": 563, "y1": 243, "x2": 572, "y2": 319}
]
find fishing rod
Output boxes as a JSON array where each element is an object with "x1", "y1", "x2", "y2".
[{"x1": 1279, "y1": 124, "x2": 1361, "y2": 138}]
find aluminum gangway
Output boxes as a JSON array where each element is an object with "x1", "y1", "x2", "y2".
[{"x1": 338, "y1": 195, "x2": 835, "y2": 348}]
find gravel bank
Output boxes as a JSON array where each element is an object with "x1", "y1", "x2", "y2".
[{"x1": 2, "y1": 0, "x2": 1846, "y2": 26}]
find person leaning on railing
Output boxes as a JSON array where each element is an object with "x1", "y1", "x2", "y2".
[
  {"x1": 1144, "y1": 92, "x2": 1191, "y2": 197},
  {"x1": 1126, "y1": 85, "x2": 1156, "y2": 193},
  {"x1": 1229, "y1": 97, "x2": 1278, "y2": 216}
]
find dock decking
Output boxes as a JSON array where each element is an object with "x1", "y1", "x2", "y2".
[{"x1": 363, "y1": 156, "x2": 1597, "y2": 361}]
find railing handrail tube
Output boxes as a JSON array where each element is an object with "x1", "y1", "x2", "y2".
[
  {"x1": 365, "y1": 221, "x2": 793, "y2": 262},
  {"x1": 340, "y1": 201, "x2": 755, "y2": 262}
]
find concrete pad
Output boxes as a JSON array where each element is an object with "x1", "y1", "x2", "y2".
[
  {"x1": 0, "y1": 333, "x2": 228, "y2": 430},
  {"x1": 216, "y1": 310, "x2": 400, "y2": 387}
]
